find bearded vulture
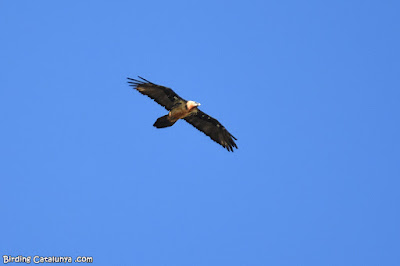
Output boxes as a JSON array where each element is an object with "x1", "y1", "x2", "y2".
[{"x1": 127, "y1": 76, "x2": 238, "y2": 152}]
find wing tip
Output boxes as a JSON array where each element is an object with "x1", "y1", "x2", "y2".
[
  {"x1": 225, "y1": 140, "x2": 238, "y2": 152},
  {"x1": 127, "y1": 76, "x2": 154, "y2": 87}
]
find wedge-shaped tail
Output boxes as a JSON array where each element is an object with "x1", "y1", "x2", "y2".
[{"x1": 153, "y1": 115, "x2": 176, "y2": 128}]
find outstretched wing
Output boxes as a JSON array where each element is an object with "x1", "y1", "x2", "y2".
[
  {"x1": 184, "y1": 109, "x2": 238, "y2": 152},
  {"x1": 127, "y1": 76, "x2": 185, "y2": 110}
]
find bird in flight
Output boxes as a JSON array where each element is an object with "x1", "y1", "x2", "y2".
[{"x1": 127, "y1": 76, "x2": 238, "y2": 152}]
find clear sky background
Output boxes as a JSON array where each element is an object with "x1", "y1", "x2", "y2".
[{"x1": 1, "y1": 0, "x2": 399, "y2": 265}]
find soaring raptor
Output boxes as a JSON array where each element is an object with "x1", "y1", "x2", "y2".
[{"x1": 127, "y1": 76, "x2": 238, "y2": 152}]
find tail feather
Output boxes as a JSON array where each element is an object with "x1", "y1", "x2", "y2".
[{"x1": 153, "y1": 115, "x2": 176, "y2": 128}]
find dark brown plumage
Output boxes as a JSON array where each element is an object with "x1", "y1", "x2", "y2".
[{"x1": 127, "y1": 76, "x2": 238, "y2": 152}]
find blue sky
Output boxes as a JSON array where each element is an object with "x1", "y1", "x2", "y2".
[{"x1": 1, "y1": 0, "x2": 399, "y2": 265}]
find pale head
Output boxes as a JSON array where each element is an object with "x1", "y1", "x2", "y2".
[{"x1": 186, "y1": 100, "x2": 201, "y2": 110}]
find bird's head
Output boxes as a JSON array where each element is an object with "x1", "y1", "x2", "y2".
[{"x1": 187, "y1": 100, "x2": 201, "y2": 110}]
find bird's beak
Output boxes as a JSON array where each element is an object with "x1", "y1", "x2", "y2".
[{"x1": 196, "y1": 102, "x2": 201, "y2": 106}]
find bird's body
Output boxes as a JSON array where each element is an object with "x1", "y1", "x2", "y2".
[
  {"x1": 127, "y1": 76, "x2": 238, "y2": 152},
  {"x1": 169, "y1": 100, "x2": 198, "y2": 120},
  {"x1": 153, "y1": 100, "x2": 200, "y2": 128}
]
